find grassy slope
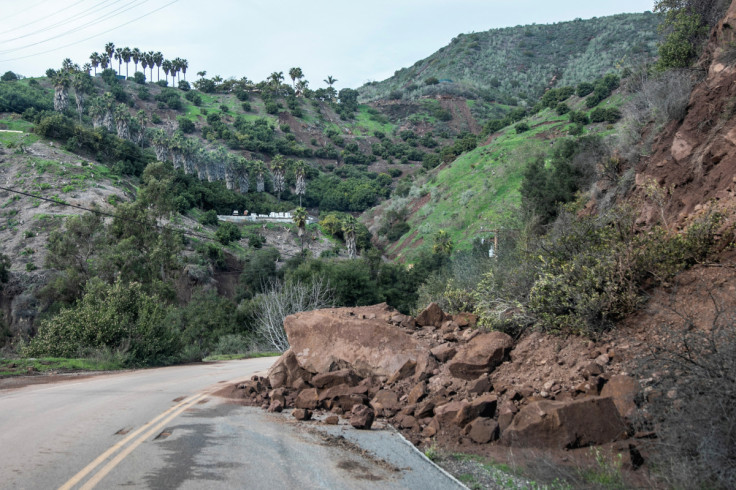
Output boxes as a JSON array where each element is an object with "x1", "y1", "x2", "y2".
[{"x1": 382, "y1": 94, "x2": 624, "y2": 260}]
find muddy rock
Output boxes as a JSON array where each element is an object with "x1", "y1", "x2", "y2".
[
  {"x1": 455, "y1": 394, "x2": 498, "y2": 427},
  {"x1": 430, "y1": 344, "x2": 457, "y2": 363},
  {"x1": 268, "y1": 400, "x2": 284, "y2": 413},
  {"x1": 293, "y1": 408, "x2": 312, "y2": 421},
  {"x1": 497, "y1": 401, "x2": 518, "y2": 433},
  {"x1": 448, "y1": 332, "x2": 514, "y2": 380},
  {"x1": 311, "y1": 369, "x2": 361, "y2": 389},
  {"x1": 267, "y1": 349, "x2": 312, "y2": 389},
  {"x1": 349, "y1": 404, "x2": 375, "y2": 430},
  {"x1": 408, "y1": 382, "x2": 427, "y2": 405},
  {"x1": 468, "y1": 375, "x2": 493, "y2": 395},
  {"x1": 433, "y1": 400, "x2": 468, "y2": 427},
  {"x1": 294, "y1": 388, "x2": 320, "y2": 410},
  {"x1": 464, "y1": 417, "x2": 500, "y2": 444},
  {"x1": 415, "y1": 302, "x2": 446, "y2": 328},
  {"x1": 370, "y1": 389, "x2": 402, "y2": 415},
  {"x1": 501, "y1": 396, "x2": 627, "y2": 448},
  {"x1": 600, "y1": 375, "x2": 641, "y2": 419}
]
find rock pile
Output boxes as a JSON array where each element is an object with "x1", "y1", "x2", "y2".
[{"x1": 232, "y1": 303, "x2": 640, "y2": 451}]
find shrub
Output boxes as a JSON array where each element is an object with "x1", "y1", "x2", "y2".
[
  {"x1": 199, "y1": 209, "x2": 218, "y2": 226},
  {"x1": 242, "y1": 102, "x2": 251, "y2": 112},
  {"x1": 133, "y1": 72, "x2": 146, "y2": 84},
  {"x1": 23, "y1": 279, "x2": 178, "y2": 365},
  {"x1": 515, "y1": 122, "x2": 530, "y2": 133},
  {"x1": 577, "y1": 82, "x2": 595, "y2": 97},
  {"x1": 216, "y1": 221, "x2": 242, "y2": 245},
  {"x1": 556, "y1": 103, "x2": 570, "y2": 115},
  {"x1": 184, "y1": 90, "x2": 202, "y2": 106},
  {"x1": 178, "y1": 80, "x2": 191, "y2": 91},
  {"x1": 178, "y1": 117, "x2": 195, "y2": 133}
]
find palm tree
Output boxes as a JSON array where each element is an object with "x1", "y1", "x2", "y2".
[
  {"x1": 61, "y1": 58, "x2": 76, "y2": 72},
  {"x1": 180, "y1": 59, "x2": 188, "y2": 81},
  {"x1": 269, "y1": 71, "x2": 284, "y2": 87},
  {"x1": 134, "y1": 110, "x2": 148, "y2": 145},
  {"x1": 432, "y1": 230, "x2": 453, "y2": 256},
  {"x1": 114, "y1": 104, "x2": 131, "y2": 140},
  {"x1": 150, "y1": 128, "x2": 169, "y2": 161},
  {"x1": 82, "y1": 63, "x2": 92, "y2": 75},
  {"x1": 89, "y1": 52, "x2": 100, "y2": 75},
  {"x1": 295, "y1": 79, "x2": 309, "y2": 97},
  {"x1": 100, "y1": 54, "x2": 110, "y2": 70},
  {"x1": 122, "y1": 47, "x2": 131, "y2": 78},
  {"x1": 162, "y1": 59, "x2": 172, "y2": 85},
  {"x1": 140, "y1": 57, "x2": 148, "y2": 80},
  {"x1": 146, "y1": 51, "x2": 155, "y2": 81},
  {"x1": 131, "y1": 48, "x2": 141, "y2": 73},
  {"x1": 104, "y1": 42, "x2": 115, "y2": 63},
  {"x1": 270, "y1": 154, "x2": 286, "y2": 201},
  {"x1": 293, "y1": 206, "x2": 308, "y2": 250},
  {"x1": 237, "y1": 157, "x2": 250, "y2": 194},
  {"x1": 196, "y1": 70, "x2": 206, "y2": 79},
  {"x1": 288, "y1": 67, "x2": 303, "y2": 89},
  {"x1": 53, "y1": 71, "x2": 71, "y2": 112},
  {"x1": 293, "y1": 159, "x2": 308, "y2": 206},
  {"x1": 342, "y1": 216, "x2": 357, "y2": 259},
  {"x1": 252, "y1": 160, "x2": 266, "y2": 192},
  {"x1": 153, "y1": 52, "x2": 164, "y2": 81},
  {"x1": 71, "y1": 70, "x2": 90, "y2": 121},
  {"x1": 324, "y1": 75, "x2": 337, "y2": 101},
  {"x1": 114, "y1": 47, "x2": 123, "y2": 75}
]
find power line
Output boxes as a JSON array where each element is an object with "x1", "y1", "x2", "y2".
[
  {"x1": 1, "y1": 0, "x2": 52, "y2": 24},
  {"x1": 0, "y1": 0, "x2": 150, "y2": 55},
  {"x1": 0, "y1": 184, "x2": 309, "y2": 262},
  {"x1": 0, "y1": 0, "x2": 179, "y2": 63},
  {"x1": 0, "y1": 0, "x2": 88, "y2": 36},
  {"x1": 0, "y1": 0, "x2": 123, "y2": 44}
]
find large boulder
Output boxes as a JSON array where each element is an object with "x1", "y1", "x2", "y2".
[
  {"x1": 600, "y1": 375, "x2": 640, "y2": 419},
  {"x1": 284, "y1": 304, "x2": 430, "y2": 377},
  {"x1": 500, "y1": 396, "x2": 627, "y2": 449},
  {"x1": 447, "y1": 332, "x2": 514, "y2": 380}
]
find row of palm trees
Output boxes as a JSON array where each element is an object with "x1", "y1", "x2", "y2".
[
  {"x1": 88, "y1": 42, "x2": 188, "y2": 85},
  {"x1": 149, "y1": 130, "x2": 309, "y2": 200}
]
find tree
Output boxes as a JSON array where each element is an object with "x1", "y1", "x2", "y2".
[
  {"x1": 114, "y1": 47, "x2": 123, "y2": 75},
  {"x1": 153, "y1": 51, "x2": 164, "y2": 81},
  {"x1": 432, "y1": 229, "x2": 454, "y2": 256},
  {"x1": 270, "y1": 154, "x2": 287, "y2": 200},
  {"x1": 89, "y1": 52, "x2": 100, "y2": 76},
  {"x1": 180, "y1": 58, "x2": 188, "y2": 81},
  {"x1": 324, "y1": 75, "x2": 338, "y2": 101},
  {"x1": 293, "y1": 159, "x2": 308, "y2": 206},
  {"x1": 288, "y1": 67, "x2": 303, "y2": 89},
  {"x1": 100, "y1": 53, "x2": 110, "y2": 70},
  {"x1": 293, "y1": 206, "x2": 308, "y2": 250},
  {"x1": 216, "y1": 221, "x2": 242, "y2": 245},
  {"x1": 71, "y1": 70, "x2": 92, "y2": 121},
  {"x1": 0, "y1": 252, "x2": 11, "y2": 288},
  {"x1": 1, "y1": 71, "x2": 18, "y2": 81},
  {"x1": 252, "y1": 159, "x2": 266, "y2": 192},
  {"x1": 104, "y1": 42, "x2": 115, "y2": 63},
  {"x1": 122, "y1": 46, "x2": 131, "y2": 78},
  {"x1": 269, "y1": 71, "x2": 284, "y2": 87},
  {"x1": 162, "y1": 59, "x2": 172, "y2": 85},
  {"x1": 131, "y1": 47, "x2": 141, "y2": 73},
  {"x1": 342, "y1": 216, "x2": 358, "y2": 259},
  {"x1": 52, "y1": 70, "x2": 71, "y2": 112}
]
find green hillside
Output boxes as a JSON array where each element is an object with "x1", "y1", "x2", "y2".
[
  {"x1": 366, "y1": 87, "x2": 626, "y2": 261},
  {"x1": 358, "y1": 12, "x2": 660, "y2": 106}
]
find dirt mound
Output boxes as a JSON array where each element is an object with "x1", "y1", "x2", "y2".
[
  {"x1": 634, "y1": 1, "x2": 736, "y2": 232},
  {"x1": 222, "y1": 302, "x2": 646, "y2": 463}
]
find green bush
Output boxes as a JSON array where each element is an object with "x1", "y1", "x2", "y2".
[
  {"x1": 216, "y1": 221, "x2": 242, "y2": 245},
  {"x1": 23, "y1": 279, "x2": 178, "y2": 365},
  {"x1": 515, "y1": 122, "x2": 530, "y2": 133},
  {"x1": 133, "y1": 72, "x2": 146, "y2": 84},
  {"x1": 178, "y1": 117, "x2": 195, "y2": 133},
  {"x1": 199, "y1": 209, "x2": 219, "y2": 226}
]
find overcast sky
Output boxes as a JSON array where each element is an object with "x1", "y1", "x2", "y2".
[{"x1": 0, "y1": 0, "x2": 656, "y2": 89}]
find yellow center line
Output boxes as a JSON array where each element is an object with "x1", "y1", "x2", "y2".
[
  {"x1": 58, "y1": 393, "x2": 205, "y2": 490},
  {"x1": 78, "y1": 393, "x2": 206, "y2": 490}
]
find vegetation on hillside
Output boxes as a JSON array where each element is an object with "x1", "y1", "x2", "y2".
[{"x1": 358, "y1": 13, "x2": 660, "y2": 107}]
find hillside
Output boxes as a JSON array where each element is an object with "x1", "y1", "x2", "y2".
[{"x1": 358, "y1": 12, "x2": 660, "y2": 106}]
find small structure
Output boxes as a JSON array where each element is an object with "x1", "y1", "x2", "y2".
[{"x1": 217, "y1": 210, "x2": 316, "y2": 225}]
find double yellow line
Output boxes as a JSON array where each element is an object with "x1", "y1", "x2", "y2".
[{"x1": 59, "y1": 393, "x2": 207, "y2": 490}]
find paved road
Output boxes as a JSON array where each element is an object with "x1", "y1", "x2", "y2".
[{"x1": 0, "y1": 359, "x2": 464, "y2": 489}]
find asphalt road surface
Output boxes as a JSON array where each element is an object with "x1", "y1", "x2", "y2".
[{"x1": 0, "y1": 358, "x2": 464, "y2": 489}]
